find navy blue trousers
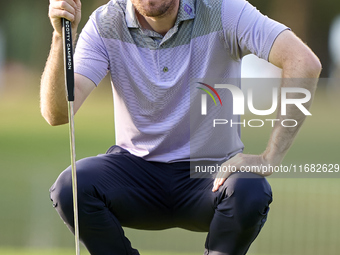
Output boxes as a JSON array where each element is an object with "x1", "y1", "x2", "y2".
[{"x1": 50, "y1": 146, "x2": 272, "y2": 255}]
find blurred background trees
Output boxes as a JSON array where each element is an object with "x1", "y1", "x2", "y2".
[
  {"x1": 0, "y1": 0, "x2": 107, "y2": 73},
  {"x1": 0, "y1": 0, "x2": 339, "y2": 77},
  {"x1": 251, "y1": 0, "x2": 340, "y2": 78}
]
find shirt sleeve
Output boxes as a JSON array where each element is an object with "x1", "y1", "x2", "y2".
[
  {"x1": 74, "y1": 15, "x2": 110, "y2": 86},
  {"x1": 222, "y1": 0, "x2": 289, "y2": 61}
]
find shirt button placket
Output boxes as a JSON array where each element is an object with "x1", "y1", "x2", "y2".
[{"x1": 159, "y1": 41, "x2": 169, "y2": 80}]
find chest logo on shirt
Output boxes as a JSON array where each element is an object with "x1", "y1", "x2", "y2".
[{"x1": 184, "y1": 4, "x2": 192, "y2": 15}]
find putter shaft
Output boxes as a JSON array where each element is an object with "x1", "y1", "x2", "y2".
[
  {"x1": 62, "y1": 18, "x2": 80, "y2": 255},
  {"x1": 68, "y1": 101, "x2": 80, "y2": 255}
]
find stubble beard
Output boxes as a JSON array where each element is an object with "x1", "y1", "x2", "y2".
[{"x1": 132, "y1": 0, "x2": 177, "y2": 18}]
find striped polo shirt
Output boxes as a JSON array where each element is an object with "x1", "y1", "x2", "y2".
[{"x1": 74, "y1": 0, "x2": 288, "y2": 162}]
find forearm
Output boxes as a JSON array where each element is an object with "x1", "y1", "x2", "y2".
[
  {"x1": 262, "y1": 61, "x2": 321, "y2": 166},
  {"x1": 40, "y1": 32, "x2": 69, "y2": 126},
  {"x1": 41, "y1": 0, "x2": 81, "y2": 126}
]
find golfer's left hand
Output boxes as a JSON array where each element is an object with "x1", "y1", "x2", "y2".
[{"x1": 212, "y1": 153, "x2": 273, "y2": 192}]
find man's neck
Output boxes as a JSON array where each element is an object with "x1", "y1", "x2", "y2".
[{"x1": 135, "y1": 0, "x2": 180, "y2": 36}]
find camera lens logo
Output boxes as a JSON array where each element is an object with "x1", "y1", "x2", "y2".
[{"x1": 196, "y1": 82, "x2": 222, "y2": 115}]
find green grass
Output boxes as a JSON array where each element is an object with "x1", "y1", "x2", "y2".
[
  {"x1": 0, "y1": 74, "x2": 339, "y2": 255},
  {"x1": 0, "y1": 248, "x2": 81, "y2": 255},
  {"x1": 0, "y1": 248, "x2": 201, "y2": 255}
]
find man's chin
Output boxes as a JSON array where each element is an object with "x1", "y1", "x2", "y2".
[
  {"x1": 137, "y1": 8, "x2": 168, "y2": 18},
  {"x1": 133, "y1": 0, "x2": 174, "y2": 18}
]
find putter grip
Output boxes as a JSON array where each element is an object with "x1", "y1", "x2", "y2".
[{"x1": 62, "y1": 18, "x2": 75, "y2": 102}]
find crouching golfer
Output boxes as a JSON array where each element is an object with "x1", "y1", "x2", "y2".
[{"x1": 40, "y1": 0, "x2": 321, "y2": 254}]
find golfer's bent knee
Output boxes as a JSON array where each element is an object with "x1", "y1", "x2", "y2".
[
  {"x1": 224, "y1": 172, "x2": 272, "y2": 229},
  {"x1": 50, "y1": 157, "x2": 105, "y2": 229},
  {"x1": 49, "y1": 166, "x2": 76, "y2": 229}
]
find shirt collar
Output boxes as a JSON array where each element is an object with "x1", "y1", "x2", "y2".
[
  {"x1": 176, "y1": 0, "x2": 196, "y2": 23},
  {"x1": 125, "y1": 0, "x2": 139, "y2": 28},
  {"x1": 125, "y1": 0, "x2": 196, "y2": 29}
]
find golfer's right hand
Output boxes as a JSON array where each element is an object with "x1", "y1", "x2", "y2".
[{"x1": 49, "y1": 0, "x2": 82, "y2": 37}]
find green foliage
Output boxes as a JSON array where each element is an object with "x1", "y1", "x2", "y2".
[{"x1": 1, "y1": 0, "x2": 340, "y2": 75}]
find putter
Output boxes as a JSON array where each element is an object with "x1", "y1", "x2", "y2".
[{"x1": 62, "y1": 18, "x2": 80, "y2": 255}]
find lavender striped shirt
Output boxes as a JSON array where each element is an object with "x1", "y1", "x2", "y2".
[{"x1": 74, "y1": 0, "x2": 288, "y2": 162}]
